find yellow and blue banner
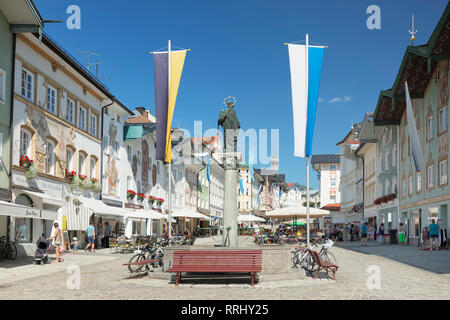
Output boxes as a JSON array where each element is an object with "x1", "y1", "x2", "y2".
[{"x1": 154, "y1": 49, "x2": 187, "y2": 163}]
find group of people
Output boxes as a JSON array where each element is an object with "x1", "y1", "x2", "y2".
[{"x1": 45, "y1": 220, "x2": 114, "y2": 263}]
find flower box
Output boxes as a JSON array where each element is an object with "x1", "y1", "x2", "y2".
[
  {"x1": 137, "y1": 193, "x2": 146, "y2": 202},
  {"x1": 127, "y1": 190, "x2": 136, "y2": 200}
]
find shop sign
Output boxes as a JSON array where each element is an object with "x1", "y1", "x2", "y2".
[
  {"x1": 102, "y1": 198, "x2": 123, "y2": 208},
  {"x1": 125, "y1": 203, "x2": 143, "y2": 209}
]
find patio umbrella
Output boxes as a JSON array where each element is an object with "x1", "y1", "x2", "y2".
[
  {"x1": 289, "y1": 221, "x2": 305, "y2": 226},
  {"x1": 266, "y1": 206, "x2": 329, "y2": 218},
  {"x1": 237, "y1": 214, "x2": 266, "y2": 222}
]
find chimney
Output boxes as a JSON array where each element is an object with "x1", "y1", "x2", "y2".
[{"x1": 135, "y1": 107, "x2": 146, "y2": 115}]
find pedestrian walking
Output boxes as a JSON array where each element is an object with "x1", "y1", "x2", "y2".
[
  {"x1": 48, "y1": 222, "x2": 64, "y2": 263},
  {"x1": 378, "y1": 223, "x2": 385, "y2": 244},
  {"x1": 85, "y1": 222, "x2": 96, "y2": 253},
  {"x1": 71, "y1": 237, "x2": 79, "y2": 254},
  {"x1": 399, "y1": 223, "x2": 406, "y2": 245},
  {"x1": 429, "y1": 219, "x2": 440, "y2": 251},
  {"x1": 103, "y1": 221, "x2": 112, "y2": 248},
  {"x1": 361, "y1": 222, "x2": 368, "y2": 246}
]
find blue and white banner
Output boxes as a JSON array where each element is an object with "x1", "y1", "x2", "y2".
[
  {"x1": 405, "y1": 82, "x2": 424, "y2": 171},
  {"x1": 239, "y1": 178, "x2": 244, "y2": 195},
  {"x1": 288, "y1": 39, "x2": 325, "y2": 158}
]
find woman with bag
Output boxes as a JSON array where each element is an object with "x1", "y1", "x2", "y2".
[{"x1": 48, "y1": 222, "x2": 64, "y2": 263}]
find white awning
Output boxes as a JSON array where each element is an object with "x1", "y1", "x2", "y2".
[
  {"x1": 171, "y1": 209, "x2": 211, "y2": 220},
  {"x1": 77, "y1": 196, "x2": 125, "y2": 218},
  {"x1": 0, "y1": 200, "x2": 41, "y2": 219},
  {"x1": 127, "y1": 209, "x2": 166, "y2": 220}
]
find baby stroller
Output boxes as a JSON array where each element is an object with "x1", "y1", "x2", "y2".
[{"x1": 33, "y1": 238, "x2": 50, "y2": 265}]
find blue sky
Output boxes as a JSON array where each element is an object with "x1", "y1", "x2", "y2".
[{"x1": 35, "y1": 0, "x2": 447, "y2": 188}]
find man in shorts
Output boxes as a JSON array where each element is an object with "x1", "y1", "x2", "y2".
[
  {"x1": 85, "y1": 222, "x2": 96, "y2": 253},
  {"x1": 361, "y1": 222, "x2": 368, "y2": 246},
  {"x1": 429, "y1": 219, "x2": 440, "y2": 251}
]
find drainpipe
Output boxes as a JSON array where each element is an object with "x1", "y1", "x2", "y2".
[
  {"x1": 355, "y1": 150, "x2": 365, "y2": 222},
  {"x1": 99, "y1": 98, "x2": 115, "y2": 201},
  {"x1": 8, "y1": 33, "x2": 17, "y2": 201}
]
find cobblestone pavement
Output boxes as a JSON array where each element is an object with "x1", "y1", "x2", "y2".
[{"x1": 0, "y1": 244, "x2": 449, "y2": 300}]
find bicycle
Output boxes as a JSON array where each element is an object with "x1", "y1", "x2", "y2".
[
  {"x1": 0, "y1": 236, "x2": 18, "y2": 260},
  {"x1": 291, "y1": 239, "x2": 336, "y2": 271},
  {"x1": 127, "y1": 239, "x2": 167, "y2": 273}
]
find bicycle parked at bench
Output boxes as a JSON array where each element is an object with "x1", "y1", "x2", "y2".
[
  {"x1": 292, "y1": 238, "x2": 336, "y2": 271},
  {"x1": 127, "y1": 239, "x2": 169, "y2": 273}
]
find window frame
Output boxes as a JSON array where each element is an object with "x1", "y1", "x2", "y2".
[
  {"x1": 438, "y1": 107, "x2": 447, "y2": 134},
  {"x1": 45, "y1": 139, "x2": 56, "y2": 175},
  {"x1": 439, "y1": 159, "x2": 448, "y2": 186},
  {"x1": 90, "y1": 156, "x2": 97, "y2": 179},
  {"x1": 21, "y1": 68, "x2": 34, "y2": 102},
  {"x1": 0, "y1": 68, "x2": 6, "y2": 105},
  {"x1": 90, "y1": 113, "x2": 98, "y2": 137},
  {"x1": 416, "y1": 171, "x2": 422, "y2": 193},
  {"x1": 426, "y1": 115, "x2": 434, "y2": 140},
  {"x1": 20, "y1": 128, "x2": 31, "y2": 157},
  {"x1": 427, "y1": 164, "x2": 434, "y2": 190},
  {"x1": 65, "y1": 147, "x2": 74, "y2": 172},
  {"x1": 66, "y1": 98, "x2": 75, "y2": 124},
  {"x1": 78, "y1": 152, "x2": 86, "y2": 175},
  {"x1": 46, "y1": 84, "x2": 57, "y2": 115},
  {"x1": 78, "y1": 105, "x2": 87, "y2": 131}
]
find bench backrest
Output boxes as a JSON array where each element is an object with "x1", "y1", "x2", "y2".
[
  {"x1": 172, "y1": 250, "x2": 262, "y2": 271},
  {"x1": 308, "y1": 249, "x2": 323, "y2": 266}
]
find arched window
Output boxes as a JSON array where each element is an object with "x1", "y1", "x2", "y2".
[
  {"x1": 45, "y1": 139, "x2": 56, "y2": 175},
  {"x1": 65, "y1": 145, "x2": 75, "y2": 172},
  {"x1": 90, "y1": 156, "x2": 98, "y2": 178},
  {"x1": 20, "y1": 127, "x2": 32, "y2": 157},
  {"x1": 78, "y1": 151, "x2": 87, "y2": 175}
]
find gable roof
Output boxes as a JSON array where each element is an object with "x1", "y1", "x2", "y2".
[{"x1": 374, "y1": 2, "x2": 450, "y2": 125}]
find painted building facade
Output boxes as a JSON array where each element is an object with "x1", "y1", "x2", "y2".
[
  {"x1": 10, "y1": 32, "x2": 111, "y2": 254},
  {"x1": 374, "y1": 4, "x2": 450, "y2": 246},
  {"x1": 0, "y1": 0, "x2": 42, "y2": 243}
]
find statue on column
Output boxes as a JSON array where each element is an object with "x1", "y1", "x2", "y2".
[{"x1": 217, "y1": 96, "x2": 240, "y2": 152}]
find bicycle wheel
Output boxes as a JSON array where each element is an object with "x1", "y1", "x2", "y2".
[
  {"x1": 320, "y1": 250, "x2": 337, "y2": 265},
  {"x1": 127, "y1": 253, "x2": 146, "y2": 273},
  {"x1": 7, "y1": 242, "x2": 17, "y2": 260},
  {"x1": 300, "y1": 252, "x2": 313, "y2": 271}
]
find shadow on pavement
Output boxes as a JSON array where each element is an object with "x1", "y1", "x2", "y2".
[{"x1": 336, "y1": 241, "x2": 450, "y2": 275}]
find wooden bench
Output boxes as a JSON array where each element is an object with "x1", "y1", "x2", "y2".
[
  {"x1": 168, "y1": 250, "x2": 262, "y2": 286},
  {"x1": 308, "y1": 249, "x2": 339, "y2": 280}
]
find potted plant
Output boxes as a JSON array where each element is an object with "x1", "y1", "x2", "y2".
[
  {"x1": 156, "y1": 198, "x2": 164, "y2": 208},
  {"x1": 127, "y1": 190, "x2": 136, "y2": 201},
  {"x1": 137, "y1": 193, "x2": 146, "y2": 202},
  {"x1": 65, "y1": 169, "x2": 79, "y2": 187},
  {"x1": 79, "y1": 174, "x2": 92, "y2": 191},
  {"x1": 90, "y1": 177, "x2": 101, "y2": 193},
  {"x1": 20, "y1": 155, "x2": 38, "y2": 180},
  {"x1": 148, "y1": 195, "x2": 156, "y2": 206}
]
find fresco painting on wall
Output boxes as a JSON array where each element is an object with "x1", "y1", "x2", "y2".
[{"x1": 142, "y1": 140, "x2": 149, "y2": 193}]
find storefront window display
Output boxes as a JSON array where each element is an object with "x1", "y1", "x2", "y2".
[
  {"x1": 411, "y1": 210, "x2": 420, "y2": 237},
  {"x1": 15, "y1": 217, "x2": 32, "y2": 243},
  {"x1": 428, "y1": 207, "x2": 439, "y2": 224}
]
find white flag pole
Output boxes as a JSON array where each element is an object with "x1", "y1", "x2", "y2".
[
  {"x1": 168, "y1": 39, "x2": 173, "y2": 240},
  {"x1": 305, "y1": 33, "x2": 311, "y2": 250}
]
